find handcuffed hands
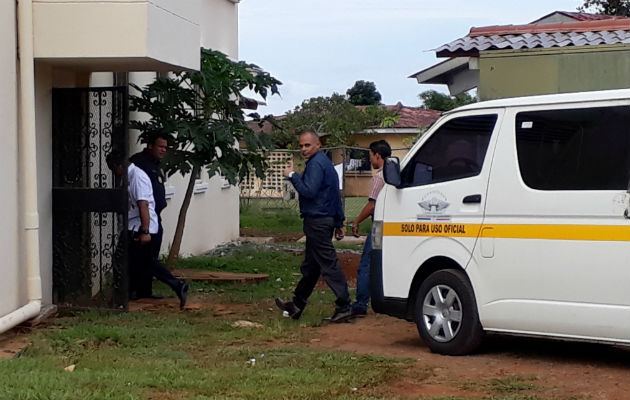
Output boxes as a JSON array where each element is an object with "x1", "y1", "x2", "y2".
[{"x1": 334, "y1": 226, "x2": 345, "y2": 240}]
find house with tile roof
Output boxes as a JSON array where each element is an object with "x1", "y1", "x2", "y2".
[
  {"x1": 243, "y1": 104, "x2": 441, "y2": 198},
  {"x1": 343, "y1": 103, "x2": 441, "y2": 196},
  {"x1": 351, "y1": 103, "x2": 441, "y2": 155},
  {"x1": 410, "y1": 11, "x2": 630, "y2": 100},
  {"x1": 247, "y1": 104, "x2": 441, "y2": 152}
]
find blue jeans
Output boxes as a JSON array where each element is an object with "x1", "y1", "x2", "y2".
[{"x1": 352, "y1": 230, "x2": 372, "y2": 313}]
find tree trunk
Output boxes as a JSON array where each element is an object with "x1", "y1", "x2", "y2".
[{"x1": 166, "y1": 165, "x2": 200, "y2": 270}]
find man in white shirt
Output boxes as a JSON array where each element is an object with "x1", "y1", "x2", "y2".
[{"x1": 106, "y1": 151, "x2": 188, "y2": 309}]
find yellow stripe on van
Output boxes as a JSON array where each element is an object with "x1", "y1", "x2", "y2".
[{"x1": 383, "y1": 222, "x2": 630, "y2": 241}]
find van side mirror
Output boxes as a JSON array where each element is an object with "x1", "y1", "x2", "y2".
[{"x1": 383, "y1": 157, "x2": 401, "y2": 188}]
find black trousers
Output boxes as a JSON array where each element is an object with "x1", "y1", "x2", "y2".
[
  {"x1": 128, "y1": 229, "x2": 181, "y2": 297},
  {"x1": 292, "y1": 216, "x2": 351, "y2": 311},
  {"x1": 150, "y1": 221, "x2": 164, "y2": 260}
]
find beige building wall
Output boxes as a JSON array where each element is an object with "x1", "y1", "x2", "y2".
[
  {"x1": 352, "y1": 133, "x2": 412, "y2": 159},
  {"x1": 202, "y1": 0, "x2": 239, "y2": 55},
  {"x1": 479, "y1": 45, "x2": 630, "y2": 100},
  {"x1": 343, "y1": 133, "x2": 415, "y2": 197},
  {"x1": 33, "y1": 63, "x2": 53, "y2": 304},
  {"x1": 0, "y1": 2, "x2": 22, "y2": 316},
  {"x1": 33, "y1": 0, "x2": 202, "y2": 71}
]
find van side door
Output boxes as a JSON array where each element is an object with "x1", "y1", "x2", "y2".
[
  {"x1": 477, "y1": 103, "x2": 630, "y2": 342},
  {"x1": 381, "y1": 111, "x2": 503, "y2": 299}
]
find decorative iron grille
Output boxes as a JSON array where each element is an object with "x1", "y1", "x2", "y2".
[{"x1": 52, "y1": 87, "x2": 129, "y2": 310}]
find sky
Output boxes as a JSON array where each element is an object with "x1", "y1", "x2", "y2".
[{"x1": 238, "y1": 0, "x2": 584, "y2": 116}]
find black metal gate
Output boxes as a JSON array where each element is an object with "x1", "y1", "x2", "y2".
[{"x1": 52, "y1": 87, "x2": 129, "y2": 310}]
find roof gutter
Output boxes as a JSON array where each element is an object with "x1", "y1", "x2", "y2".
[
  {"x1": 0, "y1": 0, "x2": 43, "y2": 334},
  {"x1": 362, "y1": 128, "x2": 422, "y2": 134}
]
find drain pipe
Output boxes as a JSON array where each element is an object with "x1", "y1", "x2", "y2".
[{"x1": 0, "y1": 0, "x2": 43, "y2": 334}]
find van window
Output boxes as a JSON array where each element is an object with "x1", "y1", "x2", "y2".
[
  {"x1": 400, "y1": 115, "x2": 497, "y2": 187},
  {"x1": 516, "y1": 106, "x2": 630, "y2": 190}
]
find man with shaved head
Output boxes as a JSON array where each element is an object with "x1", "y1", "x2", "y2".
[{"x1": 275, "y1": 131, "x2": 352, "y2": 323}]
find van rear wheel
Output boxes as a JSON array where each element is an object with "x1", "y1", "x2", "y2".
[{"x1": 415, "y1": 269, "x2": 483, "y2": 355}]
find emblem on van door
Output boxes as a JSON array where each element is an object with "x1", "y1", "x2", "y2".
[{"x1": 418, "y1": 191, "x2": 450, "y2": 219}]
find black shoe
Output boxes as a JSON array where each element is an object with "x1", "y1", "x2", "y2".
[
  {"x1": 351, "y1": 308, "x2": 367, "y2": 317},
  {"x1": 177, "y1": 282, "x2": 189, "y2": 310},
  {"x1": 329, "y1": 308, "x2": 353, "y2": 323},
  {"x1": 275, "y1": 298, "x2": 302, "y2": 320}
]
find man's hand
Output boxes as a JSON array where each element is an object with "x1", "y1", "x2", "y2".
[
  {"x1": 138, "y1": 233, "x2": 151, "y2": 244},
  {"x1": 283, "y1": 160, "x2": 294, "y2": 177},
  {"x1": 334, "y1": 226, "x2": 345, "y2": 241},
  {"x1": 137, "y1": 200, "x2": 152, "y2": 245},
  {"x1": 351, "y1": 221, "x2": 360, "y2": 238}
]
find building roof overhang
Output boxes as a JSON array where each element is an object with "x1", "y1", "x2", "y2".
[{"x1": 409, "y1": 57, "x2": 479, "y2": 95}]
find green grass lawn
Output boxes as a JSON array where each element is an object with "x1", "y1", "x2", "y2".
[
  {"x1": 3, "y1": 310, "x2": 409, "y2": 400},
  {"x1": 2, "y1": 314, "x2": 411, "y2": 399},
  {"x1": 240, "y1": 198, "x2": 302, "y2": 233},
  {"x1": 1, "y1": 244, "x2": 554, "y2": 400},
  {"x1": 170, "y1": 244, "x2": 306, "y2": 303},
  {"x1": 240, "y1": 198, "x2": 371, "y2": 235},
  {"x1": 0, "y1": 245, "x2": 411, "y2": 400}
]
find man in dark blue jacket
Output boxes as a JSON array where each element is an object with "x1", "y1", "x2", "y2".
[{"x1": 275, "y1": 131, "x2": 352, "y2": 322}]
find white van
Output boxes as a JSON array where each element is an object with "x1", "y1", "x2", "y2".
[{"x1": 370, "y1": 89, "x2": 630, "y2": 355}]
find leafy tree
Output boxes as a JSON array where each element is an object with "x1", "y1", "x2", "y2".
[
  {"x1": 261, "y1": 117, "x2": 298, "y2": 149},
  {"x1": 419, "y1": 90, "x2": 476, "y2": 111},
  {"x1": 279, "y1": 93, "x2": 397, "y2": 147},
  {"x1": 346, "y1": 80, "x2": 382, "y2": 105},
  {"x1": 130, "y1": 48, "x2": 281, "y2": 268},
  {"x1": 401, "y1": 127, "x2": 428, "y2": 147},
  {"x1": 578, "y1": 0, "x2": 630, "y2": 15}
]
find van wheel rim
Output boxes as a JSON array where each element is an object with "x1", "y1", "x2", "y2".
[{"x1": 422, "y1": 284, "x2": 463, "y2": 343}]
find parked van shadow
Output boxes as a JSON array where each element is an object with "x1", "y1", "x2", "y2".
[{"x1": 481, "y1": 334, "x2": 630, "y2": 367}]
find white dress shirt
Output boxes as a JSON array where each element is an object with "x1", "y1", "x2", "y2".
[{"x1": 127, "y1": 163, "x2": 159, "y2": 234}]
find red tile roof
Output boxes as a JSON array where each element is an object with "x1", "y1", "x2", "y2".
[
  {"x1": 469, "y1": 19, "x2": 630, "y2": 36},
  {"x1": 436, "y1": 17, "x2": 630, "y2": 57},
  {"x1": 380, "y1": 103, "x2": 441, "y2": 129},
  {"x1": 247, "y1": 104, "x2": 441, "y2": 135}
]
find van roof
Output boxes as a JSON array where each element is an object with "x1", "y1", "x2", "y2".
[{"x1": 448, "y1": 89, "x2": 630, "y2": 114}]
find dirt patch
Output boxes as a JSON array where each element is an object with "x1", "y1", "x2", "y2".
[
  {"x1": 240, "y1": 228, "x2": 303, "y2": 243},
  {"x1": 126, "y1": 295, "x2": 254, "y2": 317},
  {"x1": 239, "y1": 229, "x2": 362, "y2": 287},
  {"x1": 127, "y1": 297, "x2": 202, "y2": 312},
  {"x1": 0, "y1": 329, "x2": 30, "y2": 359},
  {"x1": 309, "y1": 313, "x2": 630, "y2": 399},
  {"x1": 312, "y1": 252, "x2": 361, "y2": 289},
  {"x1": 143, "y1": 388, "x2": 182, "y2": 400},
  {"x1": 336, "y1": 252, "x2": 360, "y2": 284},
  {"x1": 172, "y1": 269, "x2": 269, "y2": 284}
]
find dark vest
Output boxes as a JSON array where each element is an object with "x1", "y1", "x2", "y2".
[{"x1": 129, "y1": 150, "x2": 167, "y2": 216}]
